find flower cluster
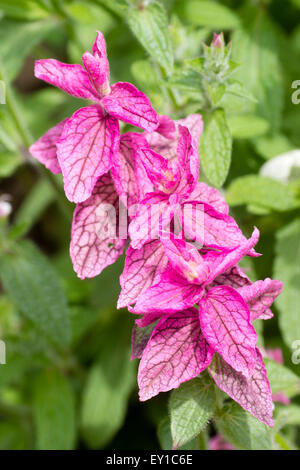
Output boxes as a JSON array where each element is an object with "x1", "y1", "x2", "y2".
[{"x1": 30, "y1": 32, "x2": 282, "y2": 427}]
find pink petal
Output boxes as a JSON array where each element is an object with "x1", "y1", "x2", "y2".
[
  {"x1": 155, "y1": 115, "x2": 176, "y2": 139},
  {"x1": 174, "y1": 125, "x2": 199, "y2": 199},
  {"x1": 110, "y1": 132, "x2": 142, "y2": 207},
  {"x1": 128, "y1": 193, "x2": 171, "y2": 249},
  {"x1": 209, "y1": 349, "x2": 274, "y2": 427},
  {"x1": 34, "y1": 59, "x2": 98, "y2": 101},
  {"x1": 272, "y1": 393, "x2": 290, "y2": 405},
  {"x1": 138, "y1": 309, "x2": 213, "y2": 401},
  {"x1": 131, "y1": 320, "x2": 158, "y2": 360},
  {"x1": 133, "y1": 266, "x2": 202, "y2": 314},
  {"x1": 146, "y1": 130, "x2": 178, "y2": 162},
  {"x1": 203, "y1": 228, "x2": 260, "y2": 285},
  {"x1": 29, "y1": 119, "x2": 67, "y2": 174},
  {"x1": 237, "y1": 279, "x2": 283, "y2": 322},
  {"x1": 57, "y1": 105, "x2": 119, "y2": 203},
  {"x1": 161, "y1": 237, "x2": 208, "y2": 283},
  {"x1": 137, "y1": 145, "x2": 179, "y2": 193},
  {"x1": 82, "y1": 32, "x2": 110, "y2": 99},
  {"x1": 101, "y1": 82, "x2": 158, "y2": 131},
  {"x1": 145, "y1": 114, "x2": 203, "y2": 163},
  {"x1": 186, "y1": 181, "x2": 229, "y2": 215},
  {"x1": 70, "y1": 173, "x2": 126, "y2": 279},
  {"x1": 265, "y1": 348, "x2": 284, "y2": 365},
  {"x1": 199, "y1": 285, "x2": 257, "y2": 378},
  {"x1": 118, "y1": 240, "x2": 168, "y2": 308},
  {"x1": 210, "y1": 265, "x2": 251, "y2": 290},
  {"x1": 176, "y1": 114, "x2": 203, "y2": 147},
  {"x1": 180, "y1": 201, "x2": 259, "y2": 255},
  {"x1": 209, "y1": 435, "x2": 235, "y2": 451}
]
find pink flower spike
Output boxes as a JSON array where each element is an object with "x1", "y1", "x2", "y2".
[
  {"x1": 101, "y1": 82, "x2": 159, "y2": 132},
  {"x1": 199, "y1": 285, "x2": 257, "y2": 378},
  {"x1": 70, "y1": 173, "x2": 126, "y2": 279},
  {"x1": 29, "y1": 119, "x2": 67, "y2": 174},
  {"x1": 237, "y1": 278, "x2": 283, "y2": 321},
  {"x1": 57, "y1": 105, "x2": 119, "y2": 203},
  {"x1": 209, "y1": 349, "x2": 274, "y2": 427},
  {"x1": 34, "y1": 59, "x2": 98, "y2": 101},
  {"x1": 118, "y1": 240, "x2": 168, "y2": 309},
  {"x1": 138, "y1": 309, "x2": 213, "y2": 401}
]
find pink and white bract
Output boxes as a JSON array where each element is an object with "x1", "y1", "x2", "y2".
[{"x1": 30, "y1": 31, "x2": 283, "y2": 428}]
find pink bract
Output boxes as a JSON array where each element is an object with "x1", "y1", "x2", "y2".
[{"x1": 31, "y1": 31, "x2": 159, "y2": 203}]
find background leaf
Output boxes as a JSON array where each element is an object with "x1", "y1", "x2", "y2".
[
  {"x1": 127, "y1": 1, "x2": 174, "y2": 75},
  {"x1": 199, "y1": 108, "x2": 232, "y2": 188},
  {"x1": 33, "y1": 368, "x2": 76, "y2": 450},
  {"x1": 215, "y1": 403, "x2": 272, "y2": 450},
  {"x1": 169, "y1": 375, "x2": 215, "y2": 449},
  {"x1": 274, "y1": 219, "x2": 300, "y2": 349},
  {"x1": 0, "y1": 240, "x2": 71, "y2": 347}
]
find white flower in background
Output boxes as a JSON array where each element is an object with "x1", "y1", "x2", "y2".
[
  {"x1": 0, "y1": 195, "x2": 12, "y2": 218},
  {"x1": 260, "y1": 149, "x2": 300, "y2": 183}
]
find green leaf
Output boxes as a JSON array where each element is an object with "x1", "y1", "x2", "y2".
[
  {"x1": 274, "y1": 219, "x2": 300, "y2": 348},
  {"x1": 80, "y1": 316, "x2": 136, "y2": 448},
  {"x1": 169, "y1": 375, "x2": 215, "y2": 449},
  {"x1": 0, "y1": 152, "x2": 22, "y2": 177},
  {"x1": 127, "y1": 1, "x2": 174, "y2": 75},
  {"x1": 226, "y1": 80, "x2": 257, "y2": 103},
  {"x1": 182, "y1": 1, "x2": 240, "y2": 29},
  {"x1": 264, "y1": 358, "x2": 300, "y2": 398},
  {"x1": 205, "y1": 82, "x2": 226, "y2": 108},
  {"x1": 157, "y1": 416, "x2": 197, "y2": 450},
  {"x1": 0, "y1": 18, "x2": 57, "y2": 80},
  {"x1": 0, "y1": 422, "x2": 28, "y2": 450},
  {"x1": 0, "y1": 0, "x2": 49, "y2": 20},
  {"x1": 215, "y1": 403, "x2": 272, "y2": 450},
  {"x1": 274, "y1": 405, "x2": 300, "y2": 430},
  {"x1": 70, "y1": 305, "x2": 100, "y2": 346},
  {"x1": 228, "y1": 114, "x2": 270, "y2": 139},
  {"x1": 14, "y1": 179, "x2": 55, "y2": 235},
  {"x1": 199, "y1": 108, "x2": 232, "y2": 188},
  {"x1": 253, "y1": 134, "x2": 294, "y2": 160},
  {"x1": 166, "y1": 68, "x2": 203, "y2": 93},
  {"x1": 226, "y1": 175, "x2": 296, "y2": 212},
  {"x1": 33, "y1": 369, "x2": 76, "y2": 450},
  {"x1": 231, "y1": 10, "x2": 283, "y2": 132},
  {"x1": 0, "y1": 240, "x2": 71, "y2": 347}
]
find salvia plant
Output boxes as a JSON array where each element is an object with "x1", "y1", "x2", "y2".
[{"x1": 0, "y1": 0, "x2": 299, "y2": 451}]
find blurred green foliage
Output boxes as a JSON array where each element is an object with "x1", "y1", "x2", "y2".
[{"x1": 0, "y1": 0, "x2": 299, "y2": 450}]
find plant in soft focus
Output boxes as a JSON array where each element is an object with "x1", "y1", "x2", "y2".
[
  {"x1": 0, "y1": 0, "x2": 299, "y2": 452},
  {"x1": 31, "y1": 30, "x2": 282, "y2": 433}
]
